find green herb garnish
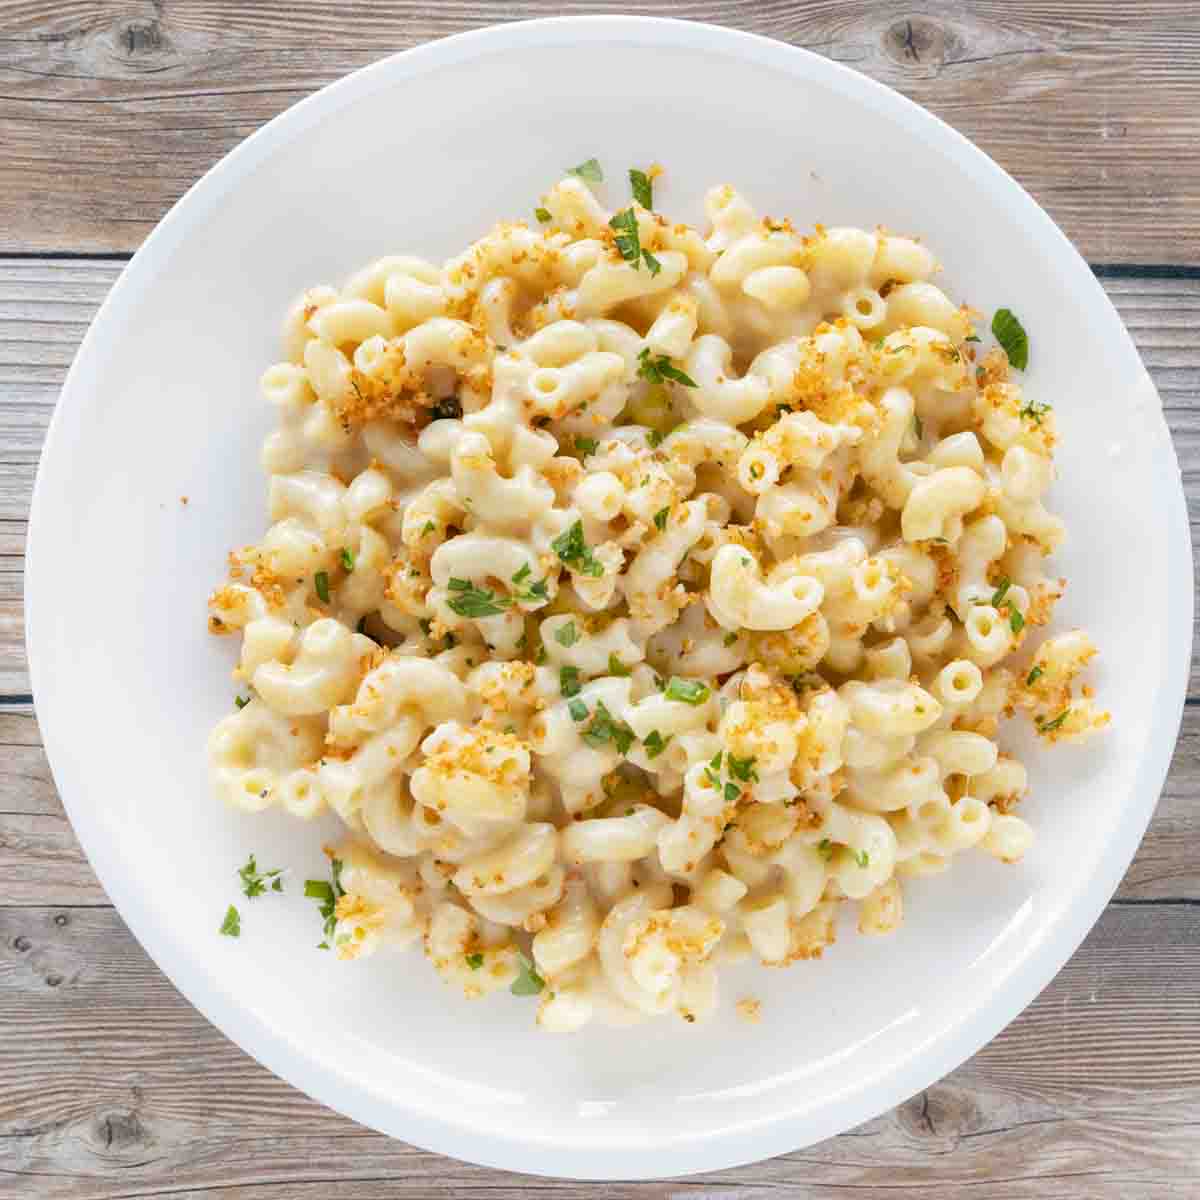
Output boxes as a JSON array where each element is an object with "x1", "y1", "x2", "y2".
[
  {"x1": 466, "y1": 952, "x2": 484, "y2": 970},
  {"x1": 630, "y1": 168, "x2": 653, "y2": 209},
  {"x1": 219, "y1": 905, "x2": 241, "y2": 937},
  {"x1": 853, "y1": 849, "x2": 871, "y2": 868},
  {"x1": 576, "y1": 436, "x2": 598, "y2": 457},
  {"x1": 551, "y1": 520, "x2": 605, "y2": 577},
  {"x1": 664, "y1": 677, "x2": 710, "y2": 705},
  {"x1": 534, "y1": 207, "x2": 552, "y2": 223},
  {"x1": 238, "y1": 854, "x2": 284, "y2": 899},
  {"x1": 555, "y1": 622, "x2": 578, "y2": 647},
  {"x1": 559, "y1": 666, "x2": 582, "y2": 698},
  {"x1": 609, "y1": 208, "x2": 661, "y2": 275},
  {"x1": 817, "y1": 839, "x2": 834, "y2": 861},
  {"x1": 1038, "y1": 709, "x2": 1071, "y2": 734},
  {"x1": 582, "y1": 700, "x2": 636, "y2": 755},
  {"x1": 567, "y1": 158, "x2": 603, "y2": 184},
  {"x1": 653, "y1": 506, "x2": 670, "y2": 532},
  {"x1": 607, "y1": 653, "x2": 632, "y2": 677},
  {"x1": 991, "y1": 308, "x2": 1029, "y2": 370},
  {"x1": 306, "y1": 858, "x2": 344, "y2": 948},
  {"x1": 511, "y1": 952, "x2": 545, "y2": 995},
  {"x1": 447, "y1": 578, "x2": 511, "y2": 618},
  {"x1": 1026, "y1": 665, "x2": 1044, "y2": 687},
  {"x1": 643, "y1": 730, "x2": 671, "y2": 759},
  {"x1": 726, "y1": 754, "x2": 758, "y2": 783},
  {"x1": 314, "y1": 571, "x2": 330, "y2": 603},
  {"x1": 568, "y1": 698, "x2": 589, "y2": 722},
  {"x1": 235, "y1": 695, "x2": 249, "y2": 709},
  {"x1": 340, "y1": 547, "x2": 355, "y2": 572},
  {"x1": 637, "y1": 347, "x2": 697, "y2": 388}
]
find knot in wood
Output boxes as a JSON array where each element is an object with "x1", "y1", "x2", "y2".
[
  {"x1": 884, "y1": 17, "x2": 950, "y2": 69},
  {"x1": 95, "y1": 1109, "x2": 150, "y2": 1155},
  {"x1": 121, "y1": 20, "x2": 165, "y2": 58}
]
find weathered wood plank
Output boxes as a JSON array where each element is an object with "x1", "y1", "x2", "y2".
[
  {"x1": 0, "y1": 903, "x2": 1195, "y2": 1198},
  {"x1": 0, "y1": 1, "x2": 1199, "y2": 260}
]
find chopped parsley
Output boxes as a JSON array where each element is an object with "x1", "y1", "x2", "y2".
[
  {"x1": 723, "y1": 632, "x2": 738, "y2": 647},
  {"x1": 637, "y1": 347, "x2": 697, "y2": 388},
  {"x1": 581, "y1": 700, "x2": 636, "y2": 755},
  {"x1": 238, "y1": 854, "x2": 284, "y2": 899},
  {"x1": 817, "y1": 839, "x2": 834, "y2": 861},
  {"x1": 723, "y1": 781, "x2": 741, "y2": 805},
  {"x1": 853, "y1": 849, "x2": 871, "y2": 868},
  {"x1": 306, "y1": 858, "x2": 344, "y2": 949},
  {"x1": 607, "y1": 653, "x2": 632, "y2": 677},
  {"x1": 340, "y1": 547, "x2": 355, "y2": 572},
  {"x1": 990, "y1": 577, "x2": 1012, "y2": 608},
  {"x1": 1026, "y1": 665, "x2": 1044, "y2": 687},
  {"x1": 559, "y1": 666, "x2": 582, "y2": 698},
  {"x1": 219, "y1": 905, "x2": 240, "y2": 937},
  {"x1": 609, "y1": 208, "x2": 661, "y2": 275},
  {"x1": 1038, "y1": 709, "x2": 1071, "y2": 734},
  {"x1": 534, "y1": 206, "x2": 552, "y2": 223},
  {"x1": 726, "y1": 754, "x2": 758, "y2": 783},
  {"x1": 510, "y1": 563, "x2": 548, "y2": 606},
  {"x1": 555, "y1": 621, "x2": 579, "y2": 647},
  {"x1": 653, "y1": 506, "x2": 670, "y2": 532},
  {"x1": 234, "y1": 695, "x2": 250, "y2": 709},
  {"x1": 664, "y1": 676, "x2": 710, "y2": 705},
  {"x1": 567, "y1": 157, "x2": 603, "y2": 184},
  {"x1": 465, "y1": 952, "x2": 484, "y2": 970},
  {"x1": 422, "y1": 520, "x2": 435, "y2": 536},
  {"x1": 511, "y1": 952, "x2": 545, "y2": 996},
  {"x1": 314, "y1": 570, "x2": 330, "y2": 603},
  {"x1": 447, "y1": 578, "x2": 511, "y2": 618},
  {"x1": 551, "y1": 520, "x2": 605, "y2": 577},
  {"x1": 568, "y1": 698, "x2": 589, "y2": 722},
  {"x1": 1020, "y1": 398, "x2": 1052, "y2": 424},
  {"x1": 430, "y1": 395, "x2": 462, "y2": 421},
  {"x1": 643, "y1": 730, "x2": 671, "y2": 759},
  {"x1": 630, "y1": 167, "x2": 653, "y2": 209},
  {"x1": 576, "y1": 435, "x2": 598, "y2": 457},
  {"x1": 1008, "y1": 607, "x2": 1025, "y2": 635},
  {"x1": 991, "y1": 308, "x2": 1029, "y2": 370},
  {"x1": 647, "y1": 429, "x2": 665, "y2": 448}
]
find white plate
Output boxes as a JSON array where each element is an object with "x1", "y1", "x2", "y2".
[{"x1": 26, "y1": 15, "x2": 1192, "y2": 1180}]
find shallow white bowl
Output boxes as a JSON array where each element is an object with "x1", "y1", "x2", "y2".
[{"x1": 26, "y1": 15, "x2": 1192, "y2": 1180}]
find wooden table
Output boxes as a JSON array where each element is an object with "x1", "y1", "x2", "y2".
[{"x1": 2, "y1": 3, "x2": 1197, "y2": 1196}]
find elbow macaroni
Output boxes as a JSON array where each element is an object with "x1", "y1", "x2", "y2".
[{"x1": 206, "y1": 171, "x2": 1109, "y2": 1031}]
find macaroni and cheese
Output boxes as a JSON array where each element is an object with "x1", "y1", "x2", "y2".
[{"x1": 207, "y1": 168, "x2": 1108, "y2": 1031}]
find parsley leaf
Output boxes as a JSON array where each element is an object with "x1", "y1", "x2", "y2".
[
  {"x1": 234, "y1": 695, "x2": 250, "y2": 709},
  {"x1": 643, "y1": 730, "x2": 671, "y2": 759},
  {"x1": 1026, "y1": 665, "x2": 1044, "y2": 687},
  {"x1": 576, "y1": 436, "x2": 598, "y2": 457},
  {"x1": 555, "y1": 621, "x2": 579, "y2": 647},
  {"x1": 559, "y1": 666, "x2": 581, "y2": 698},
  {"x1": 314, "y1": 571, "x2": 330, "y2": 603},
  {"x1": 609, "y1": 207, "x2": 642, "y2": 265},
  {"x1": 726, "y1": 754, "x2": 758, "y2": 783},
  {"x1": 422, "y1": 520, "x2": 435, "y2": 536},
  {"x1": 607, "y1": 653, "x2": 631, "y2": 677},
  {"x1": 723, "y1": 632, "x2": 738, "y2": 647},
  {"x1": 466, "y1": 952, "x2": 484, "y2": 970},
  {"x1": 305, "y1": 858, "x2": 344, "y2": 948},
  {"x1": 534, "y1": 206, "x2": 552, "y2": 223},
  {"x1": 991, "y1": 308, "x2": 1029, "y2": 370},
  {"x1": 853, "y1": 849, "x2": 871, "y2": 868},
  {"x1": 630, "y1": 167, "x2": 653, "y2": 209},
  {"x1": 238, "y1": 854, "x2": 284, "y2": 899},
  {"x1": 1009, "y1": 607, "x2": 1025, "y2": 635},
  {"x1": 340, "y1": 547, "x2": 355, "y2": 572},
  {"x1": 723, "y1": 781, "x2": 741, "y2": 804},
  {"x1": 567, "y1": 158, "x2": 603, "y2": 184},
  {"x1": 990, "y1": 577, "x2": 1011, "y2": 608},
  {"x1": 446, "y1": 578, "x2": 512, "y2": 618},
  {"x1": 512, "y1": 563, "x2": 532, "y2": 585},
  {"x1": 568, "y1": 698, "x2": 589, "y2": 722},
  {"x1": 511, "y1": 952, "x2": 545, "y2": 995},
  {"x1": 817, "y1": 839, "x2": 834, "y2": 861},
  {"x1": 1020, "y1": 398, "x2": 1052, "y2": 424},
  {"x1": 641, "y1": 248, "x2": 662, "y2": 277},
  {"x1": 551, "y1": 520, "x2": 605, "y2": 577},
  {"x1": 654, "y1": 506, "x2": 669, "y2": 532},
  {"x1": 637, "y1": 347, "x2": 697, "y2": 388},
  {"x1": 219, "y1": 904, "x2": 241, "y2": 937},
  {"x1": 1038, "y1": 709, "x2": 1071, "y2": 733},
  {"x1": 664, "y1": 677, "x2": 710, "y2": 705},
  {"x1": 646, "y1": 429, "x2": 665, "y2": 448},
  {"x1": 582, "y1": 700, "x2": 636, "y2": 755}
]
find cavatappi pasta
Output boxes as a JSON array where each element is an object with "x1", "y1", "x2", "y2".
[{"x1": 207, "y1": 168, "x2": 1108, "y2": 1031}]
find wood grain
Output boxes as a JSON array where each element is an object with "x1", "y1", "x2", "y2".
[
  {"x1": 1, "y1": 902, "x2": 1196, "y2": 1198},
  {"x1": 1, "y1": 1, "x2": 1200, "y2": 260}
]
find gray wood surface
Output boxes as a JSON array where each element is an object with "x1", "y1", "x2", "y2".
[
  {"x1": 1, "y1": 0, "x2": 1199, "y2": 261},
  {"x1": 2, "y1": 2, "x2": 1198, "y2": 1195}
]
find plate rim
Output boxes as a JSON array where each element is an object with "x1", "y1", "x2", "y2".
[{"x1": 24, "y1": 13, "x2": 1195, "y2": 1180}]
